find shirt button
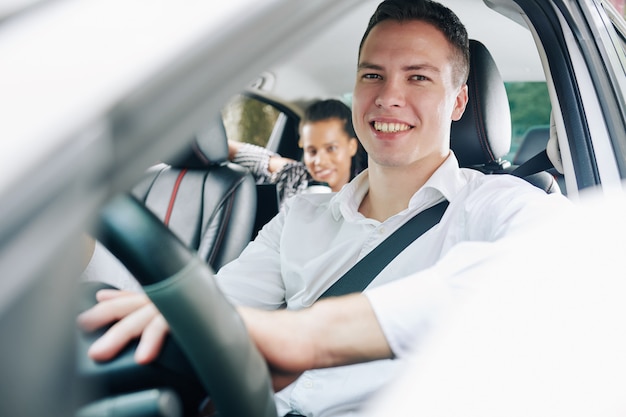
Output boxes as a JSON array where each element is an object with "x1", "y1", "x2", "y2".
[
  {"x1": 303, "y1": 380, "x2": 314, "y2": 389},
  {"x1": 378, "y1": 226, "x2": 386, "y2": 235}
]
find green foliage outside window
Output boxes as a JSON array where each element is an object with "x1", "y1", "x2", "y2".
[
  {"x1": 222, "y1": 95, "x2": 280, "y2": 148},
  {"x1": 504, "y1": 82, "x2": 551, "y2": 160}
]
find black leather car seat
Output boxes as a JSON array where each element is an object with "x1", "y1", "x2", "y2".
[
  {"x1": 132, "y1": 119, "x2": 257, "y2": 271},
  {"x1": 450, "y1": 40, "x2": 561, "y2": 194}
]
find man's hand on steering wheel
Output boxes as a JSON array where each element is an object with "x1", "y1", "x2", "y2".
[
  {"x1": 77, "y1": 289, "x2": 169, "y2": 364},
  {"x1": 77, "y1": 288, "x2": 319, "y2": 392}
]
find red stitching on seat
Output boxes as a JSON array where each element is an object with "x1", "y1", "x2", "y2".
[{"x1": 164, "y1": 168, "x2": 188, "y2": 226}]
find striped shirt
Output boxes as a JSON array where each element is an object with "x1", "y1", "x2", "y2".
[{"x1": 232, "y1": 143, "x2": 312, "y2": 205}]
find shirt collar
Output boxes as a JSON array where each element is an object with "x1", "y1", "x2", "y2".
[
  {"x1": 329, "y1": 151, "x2": 479, "y2": 221},
  {"x1": 411, "y1": 151, "x2": 471, "y2": 207},
  {"x1": 329, "y1": 170, "x2": 369, "y2": 221}
]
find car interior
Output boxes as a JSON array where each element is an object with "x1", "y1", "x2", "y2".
[
  {"x1": 1, "y1": 0, "x2": 624, "y2": 416},
  {"x1": 513, "y1": 124, "x2": 567, "y2": 194},
  {"x1": 73, "y1": 35, "x2": 566, "y2": 417}
]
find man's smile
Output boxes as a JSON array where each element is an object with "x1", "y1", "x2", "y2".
[{"x1": 372, "y1": 121, "x2": 413, "y2": 133}]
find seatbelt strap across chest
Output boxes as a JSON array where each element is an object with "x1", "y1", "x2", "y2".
[{"x1": 318, "y1": 200, "x2": 449, "y2": 300}]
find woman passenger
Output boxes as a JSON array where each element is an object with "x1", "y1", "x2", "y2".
[{"x1": 228, "y1": 98, "x2": 367, "y2": 205}]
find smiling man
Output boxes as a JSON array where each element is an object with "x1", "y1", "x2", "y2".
[
  {"x1": 79, "y1": 1, "x2": 570, "y2": 416},
  {"x1": 352, "y1": 15, "x2": 468, "y2": 222}
]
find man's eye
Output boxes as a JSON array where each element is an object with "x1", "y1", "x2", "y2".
[
  {"x1": 410, "y1": 75, "x2": 428, "y2": 81},
  {"x1": 362, "y1": 73, "x2": 381, "y2": 80}
]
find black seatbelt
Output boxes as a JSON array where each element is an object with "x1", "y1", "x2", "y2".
[
  {"x1": 318, "y1": 200, "x2": 449, "y2": 299},
  {"x1": 511, "y1": 149, "x2": 553, "y2": 177}
]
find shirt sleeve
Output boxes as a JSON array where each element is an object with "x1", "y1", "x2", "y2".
[
  {"x1": 231, "y1": 142, "x2": 276, "y2": 182},
  {"x1": 365, "y1": 240, "x2": 495, "y2": 358},
  {"x1": 214, "y1": 201, "x2": 289, "y2": 310},
  {"x1": 232, "y1": 142, "x2": 311, "y2": 204},
  {"x1": 270, "y1": 161, "x2": 311, "y2": 203},
  {"x1": 461, "y1": 174, "x2": 571, "y2": 241}
]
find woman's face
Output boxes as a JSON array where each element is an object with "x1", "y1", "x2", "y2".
[{"x1": 301, "y1": 118, "x2": 358, "y2": 192}]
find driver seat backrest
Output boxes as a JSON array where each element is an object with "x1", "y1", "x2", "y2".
[
  {"x1": 132, "y1": 119, "x2": 257, "y2": 271},
  {"x1": 450, "y1": 39, "x2": 561, "y2": 194}
]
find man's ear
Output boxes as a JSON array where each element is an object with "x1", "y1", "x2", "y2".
[{"x1": 451, "y1": 84, "x2": 469, "y2": 121}]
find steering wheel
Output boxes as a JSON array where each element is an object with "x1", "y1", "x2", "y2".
[{"x1": 77, "y1": 194, "x2": 277, "y2": 417}]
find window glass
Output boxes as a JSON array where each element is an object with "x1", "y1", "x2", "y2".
[
  {"x1": 504, "y1": 81, "x2": 551, "y2": 162},
  {"x1": 603, "y1": 0, "x2": 626, "y2": 64},
  {"x1": 606, "y1": 2, "x2": 626, "y2": 63},
  {"x1": 608, "y1": 0, "x2": 625, "y2": 17},
  {"x1": 222, "y1": 95, "x2": 282, "y2": 147}
]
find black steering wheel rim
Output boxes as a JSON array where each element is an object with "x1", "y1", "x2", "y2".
[{"x1": 91, "y1": 194, "x2": 277, "y2": 417}]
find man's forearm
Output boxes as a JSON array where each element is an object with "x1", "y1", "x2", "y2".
[
  {"x1": 239, "y1": 293, "x2": 392, "y2": 379},
  {"x1": 305, "y1": 293, "x2": 393, "y2": 369}
]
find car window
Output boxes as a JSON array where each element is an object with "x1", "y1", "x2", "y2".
[
  {"x1": 604, "y1": 0, "x2": 626, "y2": 65},
  {"x1": 222, "y1": 94, "x2": 282, "y2": 148},
  {"x1": 504, "y1": 81, "x2": 551, "y2": 161},
  {"x1": 222, "y1": 92, "x2": 304, "y2": 161},
  {"x1": 607, "y1": 0, "x2": 625, "y2": 18}
]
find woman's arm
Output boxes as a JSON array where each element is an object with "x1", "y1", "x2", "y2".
[{"x1": 228, "y1": 140, "x2": 294, "y2": 175}]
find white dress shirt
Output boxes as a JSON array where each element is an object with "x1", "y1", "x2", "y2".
[
  {"x1": 215, "y1": 152, "x2": 571, "y2": 416},
  {"x1": 363, "y1": 186, "x2": 626, "y2": 417}
]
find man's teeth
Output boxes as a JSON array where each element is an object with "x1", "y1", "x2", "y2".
[{"x1": 373, "y1": 121, "x2": 411, "y2": 133}]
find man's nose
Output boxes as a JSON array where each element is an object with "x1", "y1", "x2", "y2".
[{"x1": 374, "y1": 78, "x2": 406, "y2": 108}]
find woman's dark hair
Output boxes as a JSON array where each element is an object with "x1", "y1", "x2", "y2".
[
  {"x1": 301, "y1": 99, "x2": 367, "y2": 179},
  {"x1": 359, "y1": 0, "x2": 470, "y2": 86},
  {"x1": 302, "y1": 99, "x2": 356, "y2": 138}
]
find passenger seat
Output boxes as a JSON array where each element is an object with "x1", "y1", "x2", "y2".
[
  {"x1": 450, "y1": 40, "x2": 561, "y2": 194},
  {"x1": 514, "y1": 125, "x2": 566, "y2": 194}
]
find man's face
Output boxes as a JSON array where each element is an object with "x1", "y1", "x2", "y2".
[{"x1": 352, "y1": 20, "x2": 468, "y2": 171}]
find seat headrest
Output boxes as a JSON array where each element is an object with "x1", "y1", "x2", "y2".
[
  {"x1": 164, "y1": 118, "x2": 230, "y2": 169},
  {"x1": 450, "y1": 39, "x2": 511, "y2": 167}
]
